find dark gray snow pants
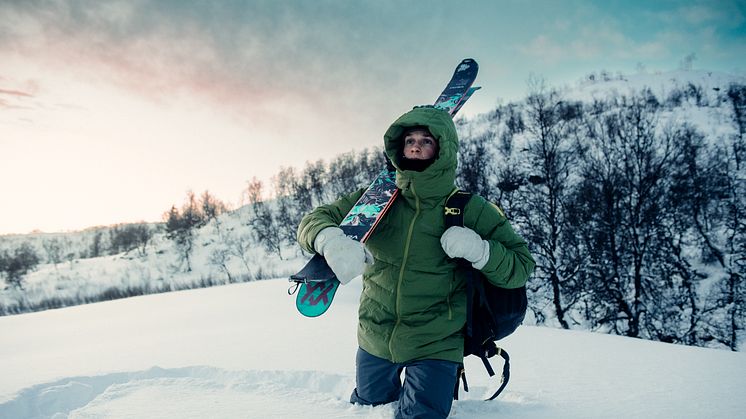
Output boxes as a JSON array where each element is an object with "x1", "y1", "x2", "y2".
[{"x1": 350, "y1": 348, "x2": 459, "y2": 419}]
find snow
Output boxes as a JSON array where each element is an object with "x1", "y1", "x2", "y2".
[
  {"x1": 2, "y1": 68, "x2": 746, "y2": 417},
  {"x1": 0, "y1": 206, "x2": 299, "y2": 316},
  {"x1": 2, "y1": 278, "x2": 745, "y2": 418},
  {"x1": 568, "y1": 69, "x2": 745, "y2": 101}
]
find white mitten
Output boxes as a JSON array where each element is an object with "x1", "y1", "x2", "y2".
[
  {"x1": 314, "y1": 227, "x2": 373, "y2": 284},
  {"x1": 440, "y1": 226, "x2": 490, "y2": 270}
]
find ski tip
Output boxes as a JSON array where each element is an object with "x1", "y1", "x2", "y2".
[{"x1": 453, "y1": 59, "x2": 478, "y2": 77}]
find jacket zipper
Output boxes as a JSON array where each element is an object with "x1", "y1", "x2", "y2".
[
  {"x1": 447, "y1": 276, "x2": 453, "y2": 320},
  {"x1": 389, "y1": 181, "x2": 420, "y2": 362}
]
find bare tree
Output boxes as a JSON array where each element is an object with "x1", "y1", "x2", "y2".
[
  {"x1": 245, "y1": 178, "x2": 283, "y2": 259},
  {"x1": 208, "y1": 247, "x2": 234, "y2": 283},
  {"x1": 43, "y1": 238, "x2": 64, "y2": 267},
  {"x1": 578, "y1": 94, "x2": 677, "y2": 338},
  {"x1": 457, "y1": 130, "x2": 496, "y2": 200},
  {"x1": 222, "y1": 232, "x2": 256, "y2": 280},
  {"x1": 89, "y1": 230, "x2": 105, "y2": 258},
  {"x1": 200, "y1": 190, "x2": 228, "y2": 224},
  {"x1": 163, "y1": 191, "x2": 206, "y2": 272},
  {"x1": 273, "y1": 167, "x2": 303, "y2": 247},
  {"x1": 0, "y1": 243, "x2": 40, "y2": 289},
  {"x1": 520, "y1": 82, "x2": 584, "y2": 330},
  {"x1": 109, "y1": 223, "x2": 154, "y2": 257}
]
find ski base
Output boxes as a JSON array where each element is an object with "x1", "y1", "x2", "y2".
[{"x1": 295, "y1": 280, "x2": 340, "y2": 318}]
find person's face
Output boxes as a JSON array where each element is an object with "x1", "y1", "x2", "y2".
[{"x1": 403, "y1": 129, "x2": 438, "y2": 160}]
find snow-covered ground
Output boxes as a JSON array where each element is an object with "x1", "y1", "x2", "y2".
[{"x1": 1, "y1": 278, "x2": 745, "y2": 418}]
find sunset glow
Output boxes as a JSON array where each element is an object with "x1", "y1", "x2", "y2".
[{"x1": 1, "y1": 0, "x2": 744, "y2": 234}]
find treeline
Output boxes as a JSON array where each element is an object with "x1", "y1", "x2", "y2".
[
  {"x1": 3, "y1": 76, "x2": 743, "y2": 351},
  {"x1": 162, "y1": 190, "x2": 229, "y2": 272},
  {"x1": 215, "y1": 79, "x2": 744, "y2": 350},
  {"x1": 0, "y1": 223, "x2": 160, "y2": 289},
  {"x1": 238, "y1": 79, "x2": 744, "y2": 350},
  {"x1": 242, "y1": 149, "x2": 384, "y2": 259},
  {"x1": 1, "y1": 189, "x2": 233, "y2": 291},
  {"x1": 158, "y1": 151, "x2": 383, "y2": 277},
  {"x1": 456, "y1": 81, "x2": 746, "y2": 351}
]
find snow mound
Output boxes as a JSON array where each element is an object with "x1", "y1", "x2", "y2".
[
  {"x1": 1, "y1": 365, "x2": 552, "y2": 419},
  {"x1": 0, "y1": 366, "x2": 380, "y2": 419},
  {"x1": 2, "y1": 280, "x2": 745, "y2": 418}
]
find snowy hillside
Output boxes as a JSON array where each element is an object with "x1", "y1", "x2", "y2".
[
  {"x1": 1, "y1": 69, "x2": 740, "y2": 310},
  {"x1": 569, "y1": 69, "x2": 746, "y2": 103},
  {"x1": 0, "y1": 204, "x2": 306, "y2": 316},
  {"x1": 569, "y1": 69, "x2": 746, "y2": 142},
  {"x1": 1, "y1": 278, "x2": 745, "y2": 418},
  {"x1": 2, "y1": 67, "x2": 745, "y2": 351},
  {"x1": 456, "y1": 68, "x2": 746, "y2": 350},
  {"x1": 464, "y1": 69, "x2": 745, "y2": 146}
]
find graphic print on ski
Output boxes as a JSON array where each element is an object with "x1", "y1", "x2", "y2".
[{"x1": 291, "y1": 58, "x2": 479, "y2": 317}]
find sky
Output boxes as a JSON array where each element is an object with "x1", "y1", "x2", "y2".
[{"x1": 1, "y1": 0, "x2": 745, "y2": 235}]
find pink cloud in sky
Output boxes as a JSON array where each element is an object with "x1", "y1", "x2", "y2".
[
  {"x1": 0, "y1": 88, "x2": 34, "y2": 98},
  {"x1": 0, "y1": 2, "x2": 347, "y2": 132},
  {"x1": 0, "y1": 81, "x2": 38, "y2": 111}
]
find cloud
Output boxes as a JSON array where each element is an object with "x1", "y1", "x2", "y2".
[
  {"x1": 656, "y1": 3, "x2": 745, "y2": 27},
  {"x1": 0, "y1": 88, "x2": 34, "y2": 98},
  {"x1": 0, "y1": 0, "x2": 415, "y2": 131},
  {"x1": 513, "y1": 0, "x2": 746, "y2": 70},
  {"x1": 517, "y1": 15, "x2": 727, "y2": 69},
  {"x1": 3, "y1": 1, "x2": 744, "y2": 140},
  {"x1": 0, "y1": 79, "x2": 37, "y2": 111},
  {"x1": 517, "y1": 25, "x2": 649, "y2": 64},
  {"x1": 516, "y1": 35, "x2": 567, "y2": 64}
]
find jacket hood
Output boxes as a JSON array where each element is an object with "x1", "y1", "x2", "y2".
[{"x1": 383, "y1": 106, "x2": 459, "y2": 201}]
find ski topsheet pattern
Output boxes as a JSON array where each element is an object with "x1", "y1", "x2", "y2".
[
  {"x1": 433, "y1": 59, "x2": 479, "y2": 113},
  {"x1": 290, "y1": 58, "x2": 479, "y2": 317}
]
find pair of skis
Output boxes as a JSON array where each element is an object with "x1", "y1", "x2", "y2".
[{"x1": 289, "y1": 58, "x2": 480, "y2": 317}]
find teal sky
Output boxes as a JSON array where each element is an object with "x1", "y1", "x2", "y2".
[{"x1": 1, "y1": 0, "x2": 745, "y2": 234}]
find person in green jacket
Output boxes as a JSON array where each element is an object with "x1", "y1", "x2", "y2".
[{"x1": 297, "y1": 106, "x2": 534, "y2": 418}]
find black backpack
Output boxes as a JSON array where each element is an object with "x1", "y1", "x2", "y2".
[{"x1": 445, "y1": 190, "x2": 528, "y2": 401}]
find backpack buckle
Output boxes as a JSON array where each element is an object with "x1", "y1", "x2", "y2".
[{"x1": 445, "y1": 207, "x2": 461, "y2": 216}]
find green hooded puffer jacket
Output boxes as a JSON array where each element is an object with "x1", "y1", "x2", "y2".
[{"x1": 297, "y1": 106, "x2": 535, "y2": 364}]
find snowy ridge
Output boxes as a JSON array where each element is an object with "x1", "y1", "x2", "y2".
[
  {"x1": 0, "y1": 367, "x2": 359, "y2": 419},
  {"x1": 0, "y1": 204, "x2": 302, "y2": 316},
  {"x1": 1, "y1": 279, "x2": 745, "y2": 418},
  {"x1": 569, "y1": 69, "x2": 746, "y2": 101},
  {"x1": 569, "y1": 69, "x2": 745, "y2": 145}
]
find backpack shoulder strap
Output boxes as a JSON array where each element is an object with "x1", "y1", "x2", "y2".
[
  {"x1": 445, "y1": 189, "x2": 478, "y2": 339},
  {"x1": 445, "y1": 190, "x2": 472, "y2": 228},
  {"x1": 446, "y1": 189, "x2": 512, "y2": 402}
]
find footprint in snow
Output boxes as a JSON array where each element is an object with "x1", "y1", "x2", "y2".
[
  {"x1": 1, "y1": 367, "x2": 541, "y2": 418},
  {"x1": 0, "y1": 366, "x2": 396, "y2": 419}
]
